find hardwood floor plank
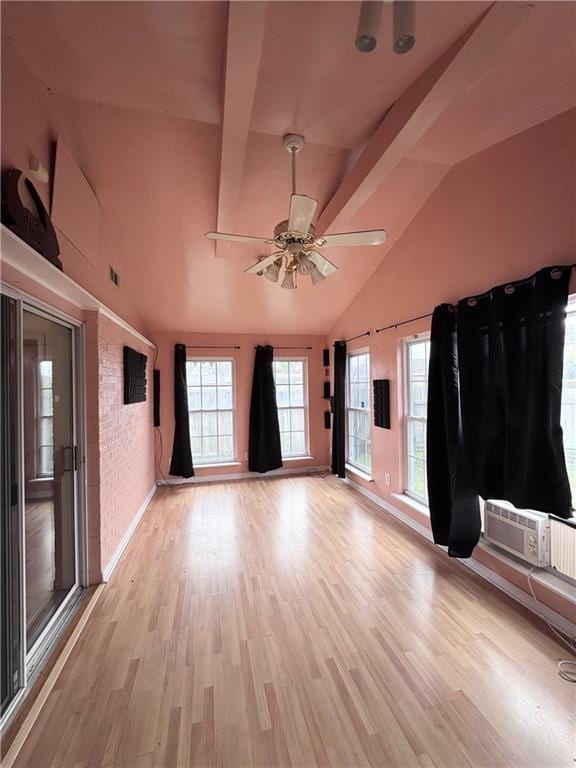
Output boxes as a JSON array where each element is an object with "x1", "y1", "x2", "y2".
[{"x1": 11, "y1": 477, "x2": 575, "y2": 768}]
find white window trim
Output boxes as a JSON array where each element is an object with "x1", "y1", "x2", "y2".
[
  {"x1": 403, "y1": 333, "x2": 430, "y2": 507},
  {"x1": 186, "y1": 356, "x2": 237, "y2": 466},
  {"x1": 346, "y1": 349, "x2": 372, "y2": 475},
  {"x1": 273, "y1": 356, "x2": 310, "y2": 459}
]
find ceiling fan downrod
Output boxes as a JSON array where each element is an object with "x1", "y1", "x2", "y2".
[{"x1": 283, "y1": 133, "x2": 304, "y2": 196}]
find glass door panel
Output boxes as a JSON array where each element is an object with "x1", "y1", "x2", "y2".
[
  {"x1": 1, "y1": 294, "x2": 22, "y2": 716},
  {"x1": 22, "y1": 310, "x2": 77, "y2": 650}
]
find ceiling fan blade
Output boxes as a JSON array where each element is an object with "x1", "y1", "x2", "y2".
[
  {"x1": 317, "y1": 230, "x2": 387, "y2": 247},
  {"x1": 244, "y1": 252, "x2": 284, "y2": 275},
  {"x1": 206, "y1": 231, "x2": 274, "y2": 245},
  {"x1": 307, "y1": 251, "x2": 338, "y2": 277},
  {"x1": 288, "y1": 194, "x2": 318, "y2": 235}
]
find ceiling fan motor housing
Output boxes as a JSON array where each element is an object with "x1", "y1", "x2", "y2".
[{"x1": 283, "y1": 134, "x2": 305, "y2": 154}]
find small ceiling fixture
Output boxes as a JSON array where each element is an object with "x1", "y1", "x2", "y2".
[{"x1": 206, "y1": 134, "x2": 387, "y2": 289}]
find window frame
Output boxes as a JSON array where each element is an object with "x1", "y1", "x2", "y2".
[
  {"x1": 346, "y1": 349, "x2": 372, "y2": 475},
  {"x1": 37, "y1": 359, "x2": 54, "y2": 478},
  {"x1": 186, "y1": 357, "x2": 237, "y2": 466},
  {"x1": 273, "y1": 356, "x2": 310, "y2": 459},
  {"x1": 403, "y1": 333, "x2": 431, "y2": 506}
]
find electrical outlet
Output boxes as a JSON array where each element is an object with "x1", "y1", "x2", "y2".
[{"x1": 385, "y1": 473, "x2": 391, "y2": 486}]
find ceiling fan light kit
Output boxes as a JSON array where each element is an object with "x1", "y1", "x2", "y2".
[{"x1": 205, "y1": 134, "x2": 387, "y2": 290}]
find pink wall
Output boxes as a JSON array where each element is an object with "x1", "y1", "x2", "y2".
[
  {"x1": 328, "y1": 108, "x2": 576, "y2": 619},
  {"x1": 151, "y1": 331, "x2": 330, "y2": 479},
  {"x1": 1, "y1": 42, "x2": 145, "y2": 333},
  {"x1": 95, "y1": 314, "x2": 155, "y2": 570}
]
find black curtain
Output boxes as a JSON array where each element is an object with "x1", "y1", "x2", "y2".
[
  {"x1": 331, "y1": 340, "x2": 347, "y2": 477},
  {"x1": 169, "y1": 343, "x2": 194, "y2": 477},
  {"x1": 457, "y1": 265, "x2": 572, "y2": 518},
  {"x1": 249, "y1": 345, "x2": 282, "y2": 473},
  {"x1": 427, "y1": 305, "x2": 481, "y2": 557}
]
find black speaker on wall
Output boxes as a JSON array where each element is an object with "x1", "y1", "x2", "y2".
[
  {"x1": 324, "y1": 411, "x2": 331, "y2": 429},
  {"x1": 153, "y1": 369, "x2": 160, "y2": 426},
  {"x1": 123, "y1": 346, "x2": 147, "y2": 404},
  {"x1": 323, "y1": 348, "x2": 330, "y2": 367},
  {"x1": 323, "y1": 381, "x2": 331, "y2": 400},
  {"x1": 373, "y1": 379, "x2": 391, "y2": 428}
]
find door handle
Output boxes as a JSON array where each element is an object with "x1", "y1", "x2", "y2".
[{"x1": 62, "y1": 445, "x2": 73, "y2": 472}]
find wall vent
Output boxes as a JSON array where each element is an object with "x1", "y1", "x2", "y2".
[{"x1": 109, "y1": 265, "x2": 120, "y2": 287}]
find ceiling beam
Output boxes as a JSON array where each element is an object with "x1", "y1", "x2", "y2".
[
  {"x1": 316, "y1": 2, "x2": 531, "y2": 235},
  {"x1": 214, "y1": 1, "x2": 268, "y2": 257}
]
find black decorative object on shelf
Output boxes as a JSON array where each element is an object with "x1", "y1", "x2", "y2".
[
  {"x1": 323, "y1": 348, "x2": 330, "y2": 367},
  {"x1": 1, "y1": 168, "x2": 62, "y2": 269},
  {"x1": 373, "y1": 379, "x2": 391, "y2": 428},
  {"x1": 123, "y1": 346, "x2": 147, "y2": 404},
  {"x1": 324, "y1": 411, "x2": 331, "y2": 429},
  {"x1": 323, "y1": 381, "x2": 331, "y2": 400},
  {"x1": 153, "y1": 369, "x2": 160, "y2": 426}
]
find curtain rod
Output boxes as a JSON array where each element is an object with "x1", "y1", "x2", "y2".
[
  {"x1": 254, "y1": 345, "x2": 312, "y2": 350},
  {"x1": 375, "y1": 264, "x2": 576, "y2": 334},
  {"x1": 338, "y1": 331, "x2": 371, "y2": 344},
  {"x1": 376, "y1": 312, "x2": 433, "y2": 334},
  {"x1": 186, "y1": 345, "x2": 241, "y2": 349}
]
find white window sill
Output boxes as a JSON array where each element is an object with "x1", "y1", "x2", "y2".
[
  {"x1": 195, "y1": 461, "x2": 241, "y2": 469},
  {"x1": 346, "y1": 464, "x2": 373, "y2": 482},
  {"x1": 283, "y1": 456, "x2": 314, "y2": 462},
  {"x1": 392, "y1": 493, "x2": 430, "y2": 516}
]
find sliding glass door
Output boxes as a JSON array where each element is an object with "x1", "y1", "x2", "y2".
[
  {"x1": 22, "y1": 309, "x2": 78, "y2": 650},
  {"x1": 1, "y1": 293, "x2": 84, "y2": 722}
]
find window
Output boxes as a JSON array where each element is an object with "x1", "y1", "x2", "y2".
[
  {"x1": 347, "y1": 351, "x2": 371, "y2": 473},
  {"x1": 37, "y1": 360, "x2": 53, "y2": 477},
  {"x1": 404, "y1": 335, "x2": 431, "y2": 504},
  {"x1": 273, "y1": 359, "x2": 308, "y2": 458},
  {"x1": 186, "y1": 359, "x2": 235, "y2": 465},
  {"x1": 561, "y1": 297, "x2": 576, "y2": 499}
]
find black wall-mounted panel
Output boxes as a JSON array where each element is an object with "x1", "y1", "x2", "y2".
[
  {"x1": 123, "y1": 346, "x2": 147, "y2": 404},
  {"x1": 373, "y1": 379, "x2": 391, "y2": 428},
  {"x1": 324, "y1": 411, "x2": 331, "y2": 429},
  {"x1": 153, "y1": 369, "x2": 160, "y2": 426},
  {"x1": 323, "y1": 348, "x2": 330, "y2": 367},
  {"x1": 323, "y1": 381, "x2": 331, "y2": 400}
]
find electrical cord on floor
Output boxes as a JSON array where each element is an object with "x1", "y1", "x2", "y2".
[
  {"x1": 306, "y1": 467, "x2": 332, "y2": 479},
  {"x1": 527, "y1": 567, "x2": 576, "y2": 683},
  {"x1": 155, "y1": 426, "x2": 177, "y2": 490},
  {"x1": 152, "y1": 346, "x2": 177, "y2": 491}
]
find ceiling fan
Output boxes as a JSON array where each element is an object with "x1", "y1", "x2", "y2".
[{"x1": 205, "y1": 134, "x2": 387, "y2": 289}]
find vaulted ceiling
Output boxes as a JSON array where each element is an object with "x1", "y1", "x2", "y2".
[{"x1": 2, "y1": 1, "x2": 575, "y2": 334}]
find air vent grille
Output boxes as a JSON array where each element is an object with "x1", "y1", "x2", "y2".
[
  {"x1": 109, "y1": 265, "x2": 120, "y2": 287},
  {"x1": 487, "y1": 504, "x2": 536, "y2": 529},
  {"x1": 485, "y1": 515, "x2": 525, "y2": 554}
]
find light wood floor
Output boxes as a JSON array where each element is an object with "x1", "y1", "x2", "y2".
[{"x1": 14, "y1": 477, "x2": 575, "y2": 768}]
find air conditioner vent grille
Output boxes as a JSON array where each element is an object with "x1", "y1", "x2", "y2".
[{"x1": 485, "y1": 516, "x2": 525, "y2": 554}]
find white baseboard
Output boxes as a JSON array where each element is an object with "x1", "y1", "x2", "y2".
[
  {"x1": 344, "y1": 477, "x2": 576, "y2": 639},
  {"x1": 157, "y1": 465, "x2": 330, "y2": 486},
  {"x1": 101, "y1": 483, "x2": 157, "y2": 582}
]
